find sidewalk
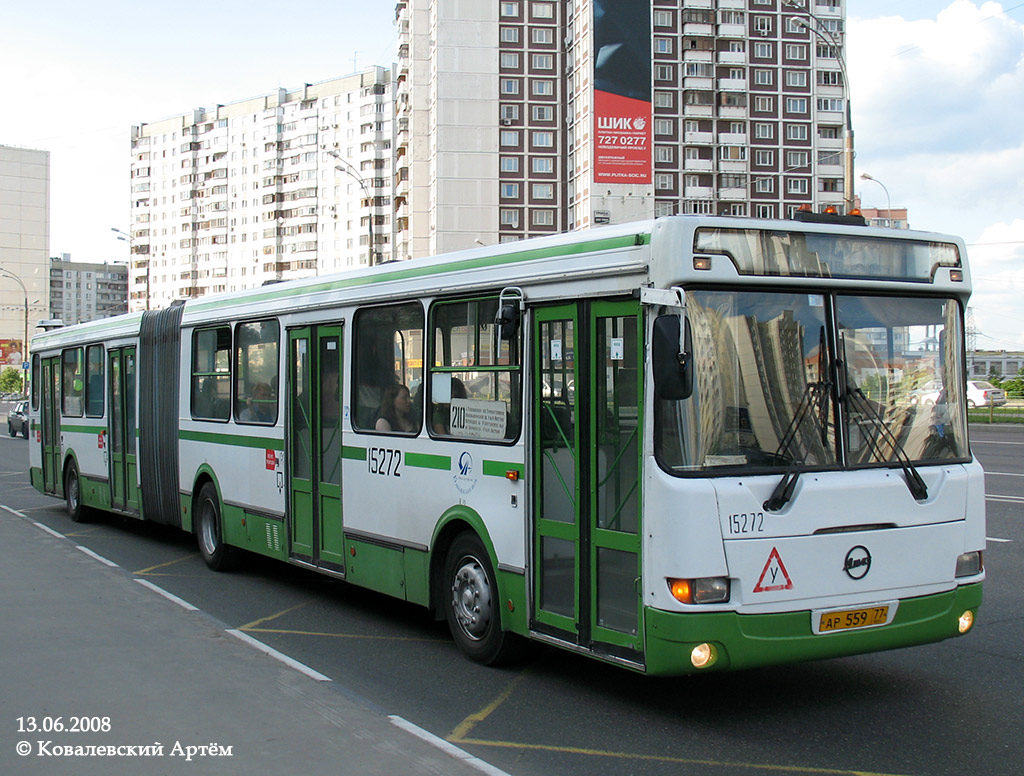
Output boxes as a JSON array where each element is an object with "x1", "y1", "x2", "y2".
[{"x1": 0, "y1": 506, "x2": 501, "y2": 776}]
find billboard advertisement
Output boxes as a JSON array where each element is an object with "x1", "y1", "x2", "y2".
[
  {"x1": 593, "y1": 0, "x2": 652, "y2": 184},
  {"x1": 0, "y1": 339, "x2": 24, "y2": 368}
]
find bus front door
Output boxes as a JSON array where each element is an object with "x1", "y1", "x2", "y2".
[
  {"x1": 287, "y1": 326, "x2": 346, "y2": 572},
  {"x1": 41, "y1": 356, "x2": 61, "y2": 495},
  {"x1": 533, "y1": 300, "x2": 643, "y2": 661},
  {"x1": 108, "y1": 347, "x2": 139, "y2": 513}
]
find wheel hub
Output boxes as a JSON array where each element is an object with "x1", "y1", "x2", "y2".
[{"x1": 451, "y1": 558, "x2": 492, "y2": 641}]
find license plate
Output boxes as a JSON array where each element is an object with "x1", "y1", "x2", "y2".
[{"x1": 815, "y1": 603, "x2": 894, "y2": 634}]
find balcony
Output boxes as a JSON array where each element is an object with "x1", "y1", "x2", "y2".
[
  {"x1": 718, "y1": 186, "x2": 746, "y2": 199},
  {"x1": 684, "y1": 158, "x2": 713, "y2": 172},
  {"x1": 717, "y1": 23, "x2": 746, "y2": 38},
  {"x1": 718, "y1": 77, "x2": 747, "y2": 91},
  {"x1": 684, "y1": 130, "x2": 714, "y2": 144},
  {"x1": 684, "y1": 185, "x2": 714, "y2": 198},
  {"x1": 718, "y1": 131, "x2": 747, "y2": 145},
  {"x1": 717, "y1": 50, "x2": 746, "y2": 64}
]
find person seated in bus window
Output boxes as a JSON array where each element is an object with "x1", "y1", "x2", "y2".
[
  {"x1": 239, "y1": 382, "x2": 274, "y2": 423},
  {"x1": 196, "y1": 376, "x2": 222, "y2": 419},
  {"x1": 432, "y1": 377, "x2": 466, "y2": 435},
  {"x1": 375, "y1": 384, "x2": 415, "y2": 433}
]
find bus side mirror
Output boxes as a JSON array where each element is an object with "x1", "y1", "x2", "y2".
[
  {"x1": 653, "y1": 314, "x2": 693, "y2": 400},
  {"x1": 496, "y1": 302, "x2": 520, "y2": 341}
]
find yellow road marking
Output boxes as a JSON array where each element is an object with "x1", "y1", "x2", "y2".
[
  {"x1": 452, "y1": 737, "x2": 908, "y2": 776},
  {"x1": 448, "y1": 670, "x2": 530, "y2": 741},
  {"x1": 134, "y1": 553, "x2": 198, "y2": 575},
  {"x1": 237, "y1": 602, "x2": 311, "y2": 630}
]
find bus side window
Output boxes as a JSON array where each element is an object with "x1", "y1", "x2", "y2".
[
  {"x1": 352, "y1": 302, "x2": 424, "y2": 434},
  {"x1": 85, "y1": 344, "x2": 105, "y2": 418},
  {"x1": 191, "y1": 327, "x2": 231, "y2": 422}
]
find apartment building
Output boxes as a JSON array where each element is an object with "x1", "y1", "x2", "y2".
[
  {"x1": 393, "y1": 0, "x2": 849, "y2": 257},
  {"x1": 0, "y1": 145, "x2": 50, "y2": 369},
  {"x1": 49, "y1": 257, "x2": 128, "y2": 325},
  {"x1": 129, "y1": 69, "x2": 393, "y2": 311}
]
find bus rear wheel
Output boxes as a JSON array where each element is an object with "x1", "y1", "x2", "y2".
[
  {"x1": 443, "y1": 532, "x2": 523, "y2": 665},
  {"x1": 196, "y1": 483, "x2": 239, "y2": 571},
  {"x1": 65, "y1": 462, "x2": 89, "y2": 523}
]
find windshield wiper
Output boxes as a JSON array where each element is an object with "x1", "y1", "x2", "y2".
[
  {"x1": 844, "y1": 385, "x2": 928, "y2": 501},
  {"x1": 765, "y1": 328, "x2": 832, "y2": 512}
]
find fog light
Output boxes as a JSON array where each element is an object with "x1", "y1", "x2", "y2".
[
  {"x1": 955, "y1": 551, "x2": 983, "y2": 578},
  {"x1": 958, "y1": 610, "x2": 974, "y2": 634},
  {"x1": 690, "y1": 642, "x2": 717, "y2": 669}
]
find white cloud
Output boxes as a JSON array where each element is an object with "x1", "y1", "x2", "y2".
[{"x1": 850, "y1": 1, "x2": 1024, "y2": 350}]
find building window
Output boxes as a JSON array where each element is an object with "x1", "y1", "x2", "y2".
[
  {"x1": 785, "y1": 44, "x2": 807, "y2": 60},
  {"x1": 501, "y1": 130, "x2": 520, "y2": 146},
  {"x1": 818, "y1": 70, "x2": 843, "y2": 86},
  {"x1": 532, "y1": 183, "x2": 553, "y2": 199},
  {"x1": 500, "y1": 78, "x2": 520, "y2": 95},
  {"x1": 532, "y1": 130, "x2": 554, "y2": 147},
  {"x1": 817, "y1": 97, "x2": 844, "y2": 112},
  {"x1": 532, "y1": 209, "x2": 554, "y2": 226},
  {"x1": 754, "y1": 96, "x2": 775, "y2": 113},
  {"x1": 500, "y1": 26, "x2": 519, "y2": 43},
  {"x1": 500, "y1": 52, "x2": 520, "y2": 69},
  {"x1": 755, "y1": 177, "x2": 774, "y2": 193},
  {"x1": 719, "y1": 146, "x2": 747, "y2": 161},
  {"x1": 756, "y1": 204, "x2": 775, "y2": 219},
  {"x1": 656, "y1": 173, "x2": 674, "y2": 190},
  {"x1": 755, "y1": 149, "x2": 775, "y2": 166},
  {"x1": 655, "y1": 37, "x2": 673, "y2": 54},
  {"x1": 654, "y1": 10, "x2": 673, "y2": 26},
  {"x1": 500, "y1": 2, "x2": 519, "y2": 17},
  {"x1": 753, "y1": 42, "x2": 773, "y2": 58},
  {"x1": 500, "y1": 104, "x2": 520, "y2": 121},
  {"x1": 531, "y1": 156, "x2": 554, "y2": 173},
  {"x1": 531, "y1": 2, "x2": 553, "y2": 18},
  {"x1": 754, "y1": 123, "x2": 773, "y2": 139},
  {"x1": 532, "y1": 79, "x2": 554, "y2": 96},
  {"x1": 787, "y1": 178, "x2": 809, "y2": 194},
  {"x1": 500, "y1": 156, "x2": 520, "y2": 172},
  {"x1": 786, "y1": 123, "x2": 809, "y2": 141},
  {"x1": 532, "y1": 53, "x2": 553, "y2": 69},
  {"x1": 787, "y1": 151, "x2": 809, "y2": 169},
  {"x1": 501, "y1": 182, "x2": 520, "y2": 198},
  {"x1": 655, "y1": 146, "x2": 674, "y2": 163},
  {"x1": 753, "y1": 15, "x2": 772, "y2": 33},
  {"x1": 654, "y1": 118, "x2": 674, "y2": 135},
  {"x1": 786, "y1": 70, "x2": 807, "y2": 87},
  {"x1": 531, "y1": 105, "x2": 553, "y2": 121},
  {"x1": 754, "y1": 69, "x2": 773, "y2": 86},
  {"x1": 786, "y1": 97, "x2": 808, "y2": 114},
  {"x1": 531, "y1": 27, "x2": 553, "y2": 44},
  {"x1": 501, "y1": 209, "x2": 520, "y2": 227},
  {"x1": 655, "y1": 64, "x2": 674, "y2": 81}
]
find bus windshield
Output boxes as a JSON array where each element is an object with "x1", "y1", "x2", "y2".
[{"x1": 655, "y1": 290, "x2": 968, "y2": 473}]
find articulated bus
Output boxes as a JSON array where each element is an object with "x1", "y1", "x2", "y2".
[{"x1": 27, "y1": 214, "x2": 985, "y2": 675}]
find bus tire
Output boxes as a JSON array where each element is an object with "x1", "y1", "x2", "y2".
[
  {"x1": 443, "y1": 532, "x2": 523, "y2": 666},
  {"x1": 64, "y1": 461, "x2": 90, "y2": 523},
  {"x1": 195, "y1": 482, "x2": 239, "y2": 572}
]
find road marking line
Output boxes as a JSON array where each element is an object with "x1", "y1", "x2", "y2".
[
  {"x1": 226, "y1": 629, "x2": 331, "y2": 682},
  {"x1": 984, "y1": 471, "x2": 1024, "y2": 477},
  {"x1": 987, "y1": 537, "x2": 1012, "y2": 543},
  {"x1": 972, "y1": 440, "x2": 1024, "y2": 445},
  {"x1": 389, "y1": 715, "x2": 512, "y2": 776},
  {"x1": 985, "y1": 494, "x2": 1024, "y2": 503},
  {"x1": 0, "y1": 504, "x2": 27, "y2": 518},
  {"x1": 75, "y1": 545, "x2": 119, "y2": 567},
  {"x1": 237, "y1": 601, "x2": 310, "y2": 630},
  {"x1": 449, "y1": 671, "x2": 530, "y2": 742},
  {"x1": 452, "y1": 735, "x2": 909, "y2": 776},
  {"x1": 243, "y1": 626, "x2": 444, "y2": 643},
  {"x1": 33, "y1": 521, "x2": 66, "y2": 539},
  {"x1": 135, "y1": 578, "x2": 199, "y2": 611},
  {"x1": 134, "y1": 553, "x2": 199, "y2": 575}
]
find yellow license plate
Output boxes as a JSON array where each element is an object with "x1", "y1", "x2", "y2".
[{"x1": 818, "y1": 605, "x2": 890, "y2": 633}]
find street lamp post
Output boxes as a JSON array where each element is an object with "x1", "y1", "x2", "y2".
[
  {"x1": 860, "y1": 173, "x2": 892, "y2": 226},
  {"x1": 0, "y1": 268, "x2": 32, "y2": 393},
  {"x1": 325, "y1": 149, "x2": 377, "y2": 266},
  {"x1": 112, "y1": 227, "x2": 149, "y2": 310},
  {"x1": 788, "y1": 7, "x2": 855, "y2": 213}
]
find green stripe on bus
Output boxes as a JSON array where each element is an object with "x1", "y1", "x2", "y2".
[
  {"x1": 60, "y1": 425, "x2": 108, "y2": 435},
  {"x1": 482, "y1": 460, "x2": 524, "y2": 479},
  {"x1": 188, "y1": 233, "x2": 650, "y2": 313},
  {"x1": 342, "y1": 445, "x2": 367, "y2": 461},
  {"x1": 178, "y1": 429, "x2": 285, "y2": 451},
  {"x1": 405, "y1": 452, "x2": 450, "y2": 471}
]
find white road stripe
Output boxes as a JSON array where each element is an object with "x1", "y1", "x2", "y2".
[
  {"x1": 135, "y1": 578, "x2": 199, "y2": 611},
  {"x1": 388, "y1": 715, "x2": 513, "y2": 776},
  {"x1": 985, "y1": 471, "x2": 1024, "y2": 477},
  {"x1": 75, "y1": 545, "x2": 119, "y2": 567},
  {"x1": 0, "y1": 504, "x2": 27, "y2": 518},
  {"x1": 226, "y1": 629, "x2": 331, "y2": 682},
  {"x1": 987, "y1": 537, "x2": 1013, "y2": 543},
  {"x1": 986, "y1": 495, "x2": 1024, "y2": 504},
  {"x1": 33, "y1": 521, "x2": 66, "y2": 539}
]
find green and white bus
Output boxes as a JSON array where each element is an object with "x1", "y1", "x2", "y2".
[{"x1": 27, "y1": 213, "x2": 985, "y2": 675}]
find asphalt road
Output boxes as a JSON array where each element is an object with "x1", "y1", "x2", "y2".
[{"x1": 1, "y1": 420, "x2": 1021, "y2": 776}]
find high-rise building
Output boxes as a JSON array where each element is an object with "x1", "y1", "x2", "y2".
[
  {"x1": 393, "y1": 0, "x2": 850, "y2": 257},
  {"x1": 129, "y1": 69, "x2": 393, "y2": 311},
  {"x1": 0, "y1": 145, "x2": 50, "y2": 372},
  {"x1": 49, "y1": 256, "x2": 129, "y2": 325}
]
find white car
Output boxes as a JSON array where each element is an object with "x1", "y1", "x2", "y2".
[{"x1": 966, "y1": 380, "x2": 1006, "y2": 408}]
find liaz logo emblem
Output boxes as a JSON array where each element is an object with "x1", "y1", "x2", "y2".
[
  {"x1": 453, "y1": 451, "x2": 478, "y2": 495},
  {"x1": 843, "y1": 545, "x2": 872, "y2": 580}
]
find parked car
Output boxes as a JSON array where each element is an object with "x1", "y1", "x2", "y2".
[
  {"x1": 908, "y1": 379, "x2": 942, "y2": 406},
  {"x1": 7, "y1": 401, "x2": 29, "y2": 439},
  {"x1": 966, "y1": 380, "x2": 1006, "y2": 408}
]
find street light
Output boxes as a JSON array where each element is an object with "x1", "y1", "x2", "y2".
[
  {"x1": 325, "y1": 149, "x2": 378, "y2": 266},
  {"x1": 860, "y1": 173, "x2": 892, "y2": 226},
  {"x1": 112, "y1": 226, "x2": 149, "y2": 310},
  {"x1": 787, "y1": 4, "x2": 855, "y2": 213},
  {"x1": 0, "y1": 268, "x2": 32, "y2": 393}
]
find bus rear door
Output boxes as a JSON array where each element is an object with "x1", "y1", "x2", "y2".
[
  {"x1": 108, "y1": 347, "x2": 139, "y2": 513},
  {"x1": 40, "y1": 356, "x2": 61, "y2": 495}
]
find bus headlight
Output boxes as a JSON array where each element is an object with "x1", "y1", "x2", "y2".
[
  {"x1": 955, "y1": 551, "x2": 983, "y2": 578},
  {"x1": 668, "y1": 577, "x2": 730, "y2": 605}
]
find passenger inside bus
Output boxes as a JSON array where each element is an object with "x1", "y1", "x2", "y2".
[
  {"x1": 239, "y1": 383, "x2": 274, "y2": 423},
  {"x1": 375, "y1": 384, "x2": 415, "y2": 433}
]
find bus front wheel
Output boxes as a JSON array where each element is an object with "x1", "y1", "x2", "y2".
[
  {"x1": 196, "y1": 483, "x2": 239, "y2": 571},
  {"x1": 443, "y1": 532, "x2": 522, "y2": 666}
]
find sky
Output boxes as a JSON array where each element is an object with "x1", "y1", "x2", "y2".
[{"x1": 2, "y1": 1, "x2": 1023, "y2": 350}]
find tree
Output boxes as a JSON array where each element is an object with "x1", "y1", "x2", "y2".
[{"x1": 0, "y1": 367, "x2": 24, "y2": 394}]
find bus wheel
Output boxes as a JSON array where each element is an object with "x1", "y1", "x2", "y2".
[
  {"x1": 443, "y1": 532, "x2": 522, "y2": 665},
  {"x1": 65, "y1": 462, "x2": 89, "y2": 523},
  {"x1": 196, "y1": 483, "x2": 239, "y2": 571}
]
